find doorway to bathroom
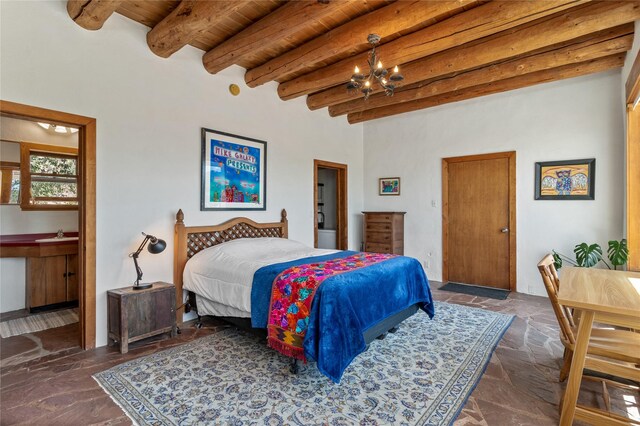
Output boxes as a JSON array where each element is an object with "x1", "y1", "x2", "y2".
[
  {"x1": 0, "y1": 100, "x2": 96, "y2": 364},
  {"x1": 313, "y1": 160, "x2": 348, "y2": 250}
]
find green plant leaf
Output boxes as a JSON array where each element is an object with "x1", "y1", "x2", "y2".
[
  {"x1": 573, "y1": 243, "x2": 602, "y2": 267},
  {"x1": 552, "y1": 251, "x2": 563, "y2": 270},
  {"x1": 607, "y1": 239, "x2": 628, "y2": 267}
]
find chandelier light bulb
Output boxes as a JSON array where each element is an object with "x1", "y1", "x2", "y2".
[
  {"x1": 364, "y1": 80, "x2": 370, "y2": 87},
  {"x1": 394, "y1": 65, "x2": 399, "y2": 73},
  {"x1": 354, "y1": 65, "x2": 360, "y2": 73},
  {"x1": 377, "y1": 61, "x2": 383, "y2": 69}
]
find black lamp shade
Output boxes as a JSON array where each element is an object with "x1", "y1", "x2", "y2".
[{"x1": 148, "y1": 238, "x2": 166, "y2": 254}]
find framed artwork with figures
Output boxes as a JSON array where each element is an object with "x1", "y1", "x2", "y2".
[
  {"x1": 201, "y1": 128, "x2": 267, "y2": 210},
  {"x1": 534, "y1": 158, "x2": 595, "y2": 200}
]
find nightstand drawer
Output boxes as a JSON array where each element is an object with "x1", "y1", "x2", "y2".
[{"x1": 126, "y1": 290, "x2": 175, "y2": 338}]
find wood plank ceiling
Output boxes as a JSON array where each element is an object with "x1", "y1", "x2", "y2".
[{"x1": 67, "y1": 0, "x2": 639, "y2": 124}]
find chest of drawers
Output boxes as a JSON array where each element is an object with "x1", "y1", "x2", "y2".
[{"x1": 362, "y1": 211, "x2": 406, "y2": 255}]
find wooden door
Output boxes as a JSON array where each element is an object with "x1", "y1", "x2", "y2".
[{"x1": 443, "y1": 152, "x2": 516, "y2": 290}]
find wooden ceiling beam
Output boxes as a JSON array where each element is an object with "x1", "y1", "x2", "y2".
[
  {"x1": 277, "y1": 0, "x2": 590, "y2": 101},
  {"x1": 202, "y1": 0, "x2": 342, "y2": 75},
  {"x1": 308, "y1": 1, "x2": 640, "y2": 110},
  {"x1": 67, "y1": 0, "x2": 123, "y2": 31},
  {"x1": 626, "y1": 50, "x2": 640, "y2": 105},
  {"x1": 347, "y1": 54, "x2": 626, "y2": 124},
  {"x1": 330, "y1": 25, "x2": 634, "y2": 117},
  {"x1": 243, "y1": 0, "x2": 480, "y2": 88},
  {"x1": 147, "y1": 1, "x2": 250, "y2": 59}
]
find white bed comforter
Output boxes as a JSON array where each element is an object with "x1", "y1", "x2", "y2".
[{"x1": 183, "y1": 237, "x2": 338, "y2": 316}]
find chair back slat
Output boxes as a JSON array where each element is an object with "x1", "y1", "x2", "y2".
[{"x1": 537, "y1": 254, "x2": 576, "y2": 346}]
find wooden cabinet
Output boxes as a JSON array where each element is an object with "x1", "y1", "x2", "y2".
[
  {"x1": 363, "y1": 211, "x2": 406, "y2": 255},
  {"x1": 66, "y1": 254, "x2": 78, "y2": 301},
  {"x1": 107, "y1": 282, "x2": 177, "y2": 354},
  {"x1": 26, "y1": 254, "x2": 78, "y2": 310}
]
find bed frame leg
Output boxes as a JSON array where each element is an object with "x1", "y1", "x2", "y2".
[
  {"x1": 195, "y1": 315, "x2": 203, "y2": 329},
  {"x1": 389, "y1": 326, "x2": 399, "y2": 333},
  {"x1": 289, "y1": 358, "x2": 299, "y2": 374}
]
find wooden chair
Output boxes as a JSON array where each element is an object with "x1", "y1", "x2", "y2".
[{"x1": 537, "y1": 254, "x2": 640, "y2": 413}]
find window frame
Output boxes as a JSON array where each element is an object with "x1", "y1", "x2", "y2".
[
  {"x1": 20, "y1": 142, "x2": 79, "y2": 211},
  {"x1": 0, "y1": 161, "x2": 20, "y2": 204}
]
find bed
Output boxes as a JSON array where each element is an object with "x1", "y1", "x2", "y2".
[{"x1": 173, "y1": 209, "x2": 434, "y2": 382}]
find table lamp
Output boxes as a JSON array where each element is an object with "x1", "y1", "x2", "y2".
[{"x1": 129, "y1": 232, "x2": 166, "y2": 290}]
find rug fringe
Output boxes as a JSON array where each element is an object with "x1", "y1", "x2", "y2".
[
  {"x1": 92, "y1": 375, "x2": 141, "y2": 426},
  {"x1": 267, "y1": 338, "x2": 306, "y2": 361}
]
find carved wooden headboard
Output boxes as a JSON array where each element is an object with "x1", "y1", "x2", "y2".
[{"x1": 173, "y1": 209, "x2": 288, "y2": 322}]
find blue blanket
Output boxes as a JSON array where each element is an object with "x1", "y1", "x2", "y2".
[{"x1": 251, "y1": 251, "x2": 434, "y2": 383}]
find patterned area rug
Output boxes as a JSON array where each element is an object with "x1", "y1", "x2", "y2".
[
  {"x1": 0, "y1": 308, "x2": 78, "y2": 338},
  {"x1": 94, "y1": 302, "x2": 513, "y2": 425}
]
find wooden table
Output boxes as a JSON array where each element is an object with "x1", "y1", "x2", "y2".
[{"x1": 557, "y1": 267, "x2": 640, "y2": 425}]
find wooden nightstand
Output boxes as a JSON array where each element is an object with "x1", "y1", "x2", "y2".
[{"x1": 107, "y1": 282, "x2": 177, "y2": 354}]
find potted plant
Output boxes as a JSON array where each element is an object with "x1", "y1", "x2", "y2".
[{"x1": 553, "y1": 239, "x2": 628, "y2": 270}]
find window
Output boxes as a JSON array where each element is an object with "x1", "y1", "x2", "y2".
[
  {"x1": 0, "y1": 162, "x2": 20, "y2": 204},
  {"x1": 20, "y1": 143, "x2": 78, "y2": 210}
]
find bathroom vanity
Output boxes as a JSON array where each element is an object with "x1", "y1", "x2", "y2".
[{"x1": 0, "y1": 233, "x2": 79, "y2": 311}]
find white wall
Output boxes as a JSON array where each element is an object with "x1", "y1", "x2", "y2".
[
  {"x1": 0, "y1": 118, "x2": 79, "y2": 313},
  {"x1": 363, "y1": 71, "x2": 624, "y2": 296},
  {"x1": 0, "y1": 1, "x2": 364, "y2": 344}
]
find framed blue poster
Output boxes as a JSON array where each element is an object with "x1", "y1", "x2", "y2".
[{"x1": 201, "y1": 128, "x2": 266, "y2": 211}]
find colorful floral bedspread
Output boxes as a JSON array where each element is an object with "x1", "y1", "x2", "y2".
[{"x1": 267, "y1": 252, "x2": 396, "y2": 361}]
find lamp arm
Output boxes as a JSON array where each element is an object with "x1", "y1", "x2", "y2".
[
  {"x1": 130, "y1": 234, "x2": 151, "y2": 286},
  {"x1": 132, "y1": 253, "x2": 143, "y2": 285},
  {"x1": 132, "y1": 235, "x2": 151, "y2": 257}
]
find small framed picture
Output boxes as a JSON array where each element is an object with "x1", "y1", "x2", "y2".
[
  {"x1": 534, "y1": 158, "x2": 595, "y2": 200},
  {"x1": 379, "y1": 177, "x2": 400, "y2": 196}
]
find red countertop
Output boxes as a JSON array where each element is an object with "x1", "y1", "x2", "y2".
[{"x1": 0, "y1": 232, "x2": 79, "y2": 247}]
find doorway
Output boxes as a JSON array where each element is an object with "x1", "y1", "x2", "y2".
[
  {"x1": 442, "y1": 151, "x2": 516, "y2": 291},
  {"x1": 0, "y1": 100, "x2": 96, "y2": 350},
  {"x1": 313, "y1": 160, "x2": 348, "y2": 250}
]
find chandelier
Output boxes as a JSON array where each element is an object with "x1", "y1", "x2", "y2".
[{"x1": 346, "y1": 34, "x2": 404, "y2": 100}]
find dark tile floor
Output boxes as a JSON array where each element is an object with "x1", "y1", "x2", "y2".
[{"x1": 1, "y1": 283, "x2": 638, "y2": 425}]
